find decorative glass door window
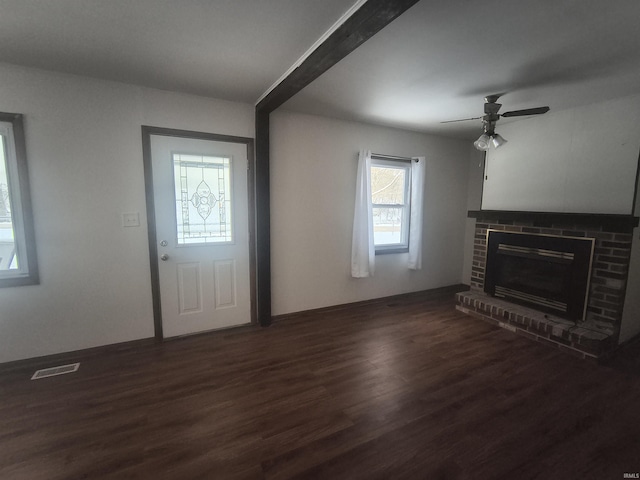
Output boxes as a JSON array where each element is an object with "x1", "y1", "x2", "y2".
[{"x1": 173, "y1": 153, "x2": 233, "y2": 245}]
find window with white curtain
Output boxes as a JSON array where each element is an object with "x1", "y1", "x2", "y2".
[
  {"x1": 351, "y1": 150, "x2": 424, "y2": 278},
  {"x1": 370, "y1": 157, "x2": 411, "y2": 254}
]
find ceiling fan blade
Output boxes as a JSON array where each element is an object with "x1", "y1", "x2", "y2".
[
  {"x1": 440, "y1": 116, "x2": 482, "y2": 124},
  {"x1": 501, "y1": 106, "x2": 550, "y2": 117}
]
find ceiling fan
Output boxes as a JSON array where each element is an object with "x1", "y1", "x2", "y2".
[{"x1": 443, "y1": 94, "x2": 550, "y2": 151}]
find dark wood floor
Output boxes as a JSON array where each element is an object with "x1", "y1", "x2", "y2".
[{"x1": 1, "y1": 286, "x2": 640, "y2": 479}]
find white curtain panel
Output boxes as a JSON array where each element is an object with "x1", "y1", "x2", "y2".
[
  {"x1": 408, "y1": 156, "x2": 426, "y2": 270},
  {"x1": 351, "y1": 150, "x2": 375, "y2": 277}
]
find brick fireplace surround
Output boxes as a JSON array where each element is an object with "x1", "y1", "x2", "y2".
[{"x1": 456, "y1": 210, "x2": 639, "y2": 360}]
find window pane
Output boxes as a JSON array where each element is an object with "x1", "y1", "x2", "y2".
[
  {"x1": 0, "y1": 135, "x2": 17, "y2": 271},
  {"x1": 173, "y1": 153, "x2": 233, "y2": 245},
  {"x1": 371, "y1": 166, "x2": 406, "y2": 205},
  {"x1": 373, "y1": 207, "x2": 405, "y2": 245}
]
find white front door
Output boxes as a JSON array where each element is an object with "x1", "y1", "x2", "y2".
[{"x1": 149, "y1": 134, "x2": 252, "y2": 338}]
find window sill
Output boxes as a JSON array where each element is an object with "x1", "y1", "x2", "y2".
[
  {"x1": 0, "y1": 273, "x2": 39, "y2": 288},
  {"x1": 375, "y1": 247, "x2": 409, "y2": 255}
]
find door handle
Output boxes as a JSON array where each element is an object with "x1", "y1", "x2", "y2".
[{"x1": 160, "y1": 253, "x2": 169, "y2": 261}]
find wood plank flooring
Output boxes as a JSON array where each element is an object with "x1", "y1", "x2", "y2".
[{"x1": 1, "y1": 285, "x2": 640, "y2": 479}]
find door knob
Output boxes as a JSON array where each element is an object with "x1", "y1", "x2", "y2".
[{"x1": 160, "y1": 253, "x2": 169, "y2": 261}]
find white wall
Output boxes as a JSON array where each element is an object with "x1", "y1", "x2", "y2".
[
  {"x1": 270, "y1": 110, "x2": 471, "y2": 316},
  {"x1": 461, "y1": 148, "x2": 485, "y2": 284},
  {"x1": 482, "y1": 95, "x2": 640, "y2": 214},
  {"x1": 0, "y1": 63, "x2": 254, "y2": 363}
]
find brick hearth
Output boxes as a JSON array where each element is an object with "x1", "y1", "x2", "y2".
[{"x1": 456, "y1": 291, "x2": 612, "y2": 360}]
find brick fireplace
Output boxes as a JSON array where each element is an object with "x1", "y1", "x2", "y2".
[{"x1": 456, "y1": 210, "x2": 638, "y2": 360}]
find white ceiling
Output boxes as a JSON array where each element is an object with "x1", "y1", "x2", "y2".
[
  {"x1": 2, "y1": 0, "x2": 640, "y2": 140},
  {"x1": 284, "y1": 0, "x2": 640, "y2": 139},
  {"x1": 0, "y1": 0, "x2": 357, "y2": 102}
]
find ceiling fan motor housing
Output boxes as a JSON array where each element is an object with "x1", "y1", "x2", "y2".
[
  {"x1": 482, "y1": 114, "x2": 500, "y2": 135},
  {"x1": 483, "y1": 95, "x2": 502, "y2": 135}
]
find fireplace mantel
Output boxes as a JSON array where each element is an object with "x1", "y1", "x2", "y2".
[{"x1": 468, "y1": 210, "x2": 639, "y2": 233}]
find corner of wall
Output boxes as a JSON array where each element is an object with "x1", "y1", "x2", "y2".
[
  {"x1": 619, "y1": 147, "x2": 640, "y2": 344},
  {"x1": 461, "y1": 147, "x2": 484, "y2": 284}
]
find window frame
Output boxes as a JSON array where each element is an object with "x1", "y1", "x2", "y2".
[
  {"x1": 370, "y1": 156, "x2": 412, "y2": 255},
  {"x1": 0, "y1": 112, "x2": 39, "y2": 287}
]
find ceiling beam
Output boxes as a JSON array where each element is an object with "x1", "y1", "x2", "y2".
[
  {"x1": 254, "y1": 0, "x2": 420, "y2": 327},
  {"x1": 256, "y1": 0, "x2": 421, "y2": 113}
]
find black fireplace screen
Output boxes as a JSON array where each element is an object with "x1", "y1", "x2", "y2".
[{"x1": 484, "y1": 230, "x2": 594, "y2": 321}]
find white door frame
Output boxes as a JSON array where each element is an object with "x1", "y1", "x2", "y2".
[{"x1": 141, "y1": 126, "x2": 256, "y2": 339}]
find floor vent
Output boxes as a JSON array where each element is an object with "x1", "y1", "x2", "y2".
[{"x1": 31, "y1": 363, "x2": 80, "y2": 380}]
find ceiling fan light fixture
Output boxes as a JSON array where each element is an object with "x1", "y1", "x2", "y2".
[
  {"x1": 491, "y1": 133, "x2": 507, "y2": 148},
  {"x1": 473, "y1": 133, "x2": 491, "y2": 151}
]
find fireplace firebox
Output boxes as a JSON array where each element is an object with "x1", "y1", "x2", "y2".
[{"x1": 484, "y1": 230, "x2": 595, "y2": 321}]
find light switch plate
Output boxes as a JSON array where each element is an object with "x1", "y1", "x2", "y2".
[{"x1": 122, "y1": 212, "x2": 140, "y2": 227}]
